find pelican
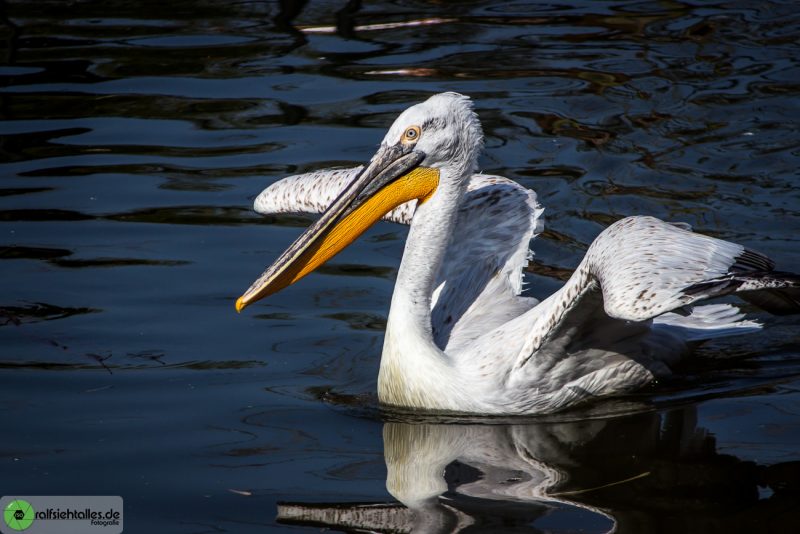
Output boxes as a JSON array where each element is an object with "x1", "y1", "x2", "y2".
[{"x1": 237, "y1": 92, "x2": 799, "y2": 414}]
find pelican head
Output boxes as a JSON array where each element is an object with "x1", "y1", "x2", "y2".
[{"x1": 236, "y1": 92, "x2": 483, "y2": 311}]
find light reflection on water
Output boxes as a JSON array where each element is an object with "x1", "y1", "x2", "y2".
[{"x1": 1, "y1": 1, "x2": 799, "y2": 532}]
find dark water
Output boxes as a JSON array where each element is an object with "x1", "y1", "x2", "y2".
[{"x1": 2, "y1": 0, "x2": 800, "y2": 532}]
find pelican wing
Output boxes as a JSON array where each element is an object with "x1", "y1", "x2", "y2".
[
  {"x1": 254, "y1": 166, "x2": 416, "y2": 224},
  {"x1": 455, "y1": 216, "x2": 798, "y2": 412},
  {"x1": 430, "y1": 176, "x2": 543, "y2": 353},
  {"x1": 518, "y1": 217, "x2": 800, "y2": 366}
]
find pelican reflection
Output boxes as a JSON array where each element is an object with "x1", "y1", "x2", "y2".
[{"x1": 278, "y1": 406, "x2": 799, "y2": 533}]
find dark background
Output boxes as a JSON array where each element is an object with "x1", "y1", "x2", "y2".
[{"x1": 1, "y1": 1, "x2": 799, "y2": 532}]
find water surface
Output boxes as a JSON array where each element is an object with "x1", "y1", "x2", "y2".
[{"x1": 1, "y1": 1, "x2": 799, "y2": 532}]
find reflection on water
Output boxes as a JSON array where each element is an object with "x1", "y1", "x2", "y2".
[
  {"x1": 1, "y1": 0, "x2": 799, "y2": 532},
  {"x1": 280, "y1": 408, "x2": 800, "y2": 533}
]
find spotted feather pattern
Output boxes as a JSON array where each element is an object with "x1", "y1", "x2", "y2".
[
  {"x1": 511, "y1": 216, "x2": 784, "y2": 362},
  {"x1": 453, "y1": 215, "x2": 798, "y2": 412},
  {"x1": 254, "y1": 166, "x2": 416, "y2": 224},
  {"x1": 430, "y1": 177, "x2": 543, "y2": 353}
]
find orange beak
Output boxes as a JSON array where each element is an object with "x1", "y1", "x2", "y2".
[{"x1": 236, "y1": 145, "x2": 438, "y2": 312}]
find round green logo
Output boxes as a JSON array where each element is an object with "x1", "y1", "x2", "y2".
[{"x1": 3, "y1": 500, "x2": 34, "y2": 531}]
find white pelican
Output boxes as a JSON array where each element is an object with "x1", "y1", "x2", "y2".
[{"x1": 237, "y1": 92, "x2": 799, "y2": 414}]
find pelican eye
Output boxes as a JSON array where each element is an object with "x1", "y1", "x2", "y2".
[{"x1": 402, "y1": 126, "x2": 421, "y2": 144}]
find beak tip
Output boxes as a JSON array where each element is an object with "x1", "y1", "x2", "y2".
[{"x1": 235, "y1": 296, "x2": 247, "y2": 313}]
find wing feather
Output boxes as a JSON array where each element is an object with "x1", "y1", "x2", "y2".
[
  {"x1": 253, "y1": 166, "x2": 416, "y2": 224},
  {"x1": 431, "y1": 176, "x2": 543, "y2": 353},
  {"x1": 514, "y1": 216, "x2": 796, "y2": 364}
]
